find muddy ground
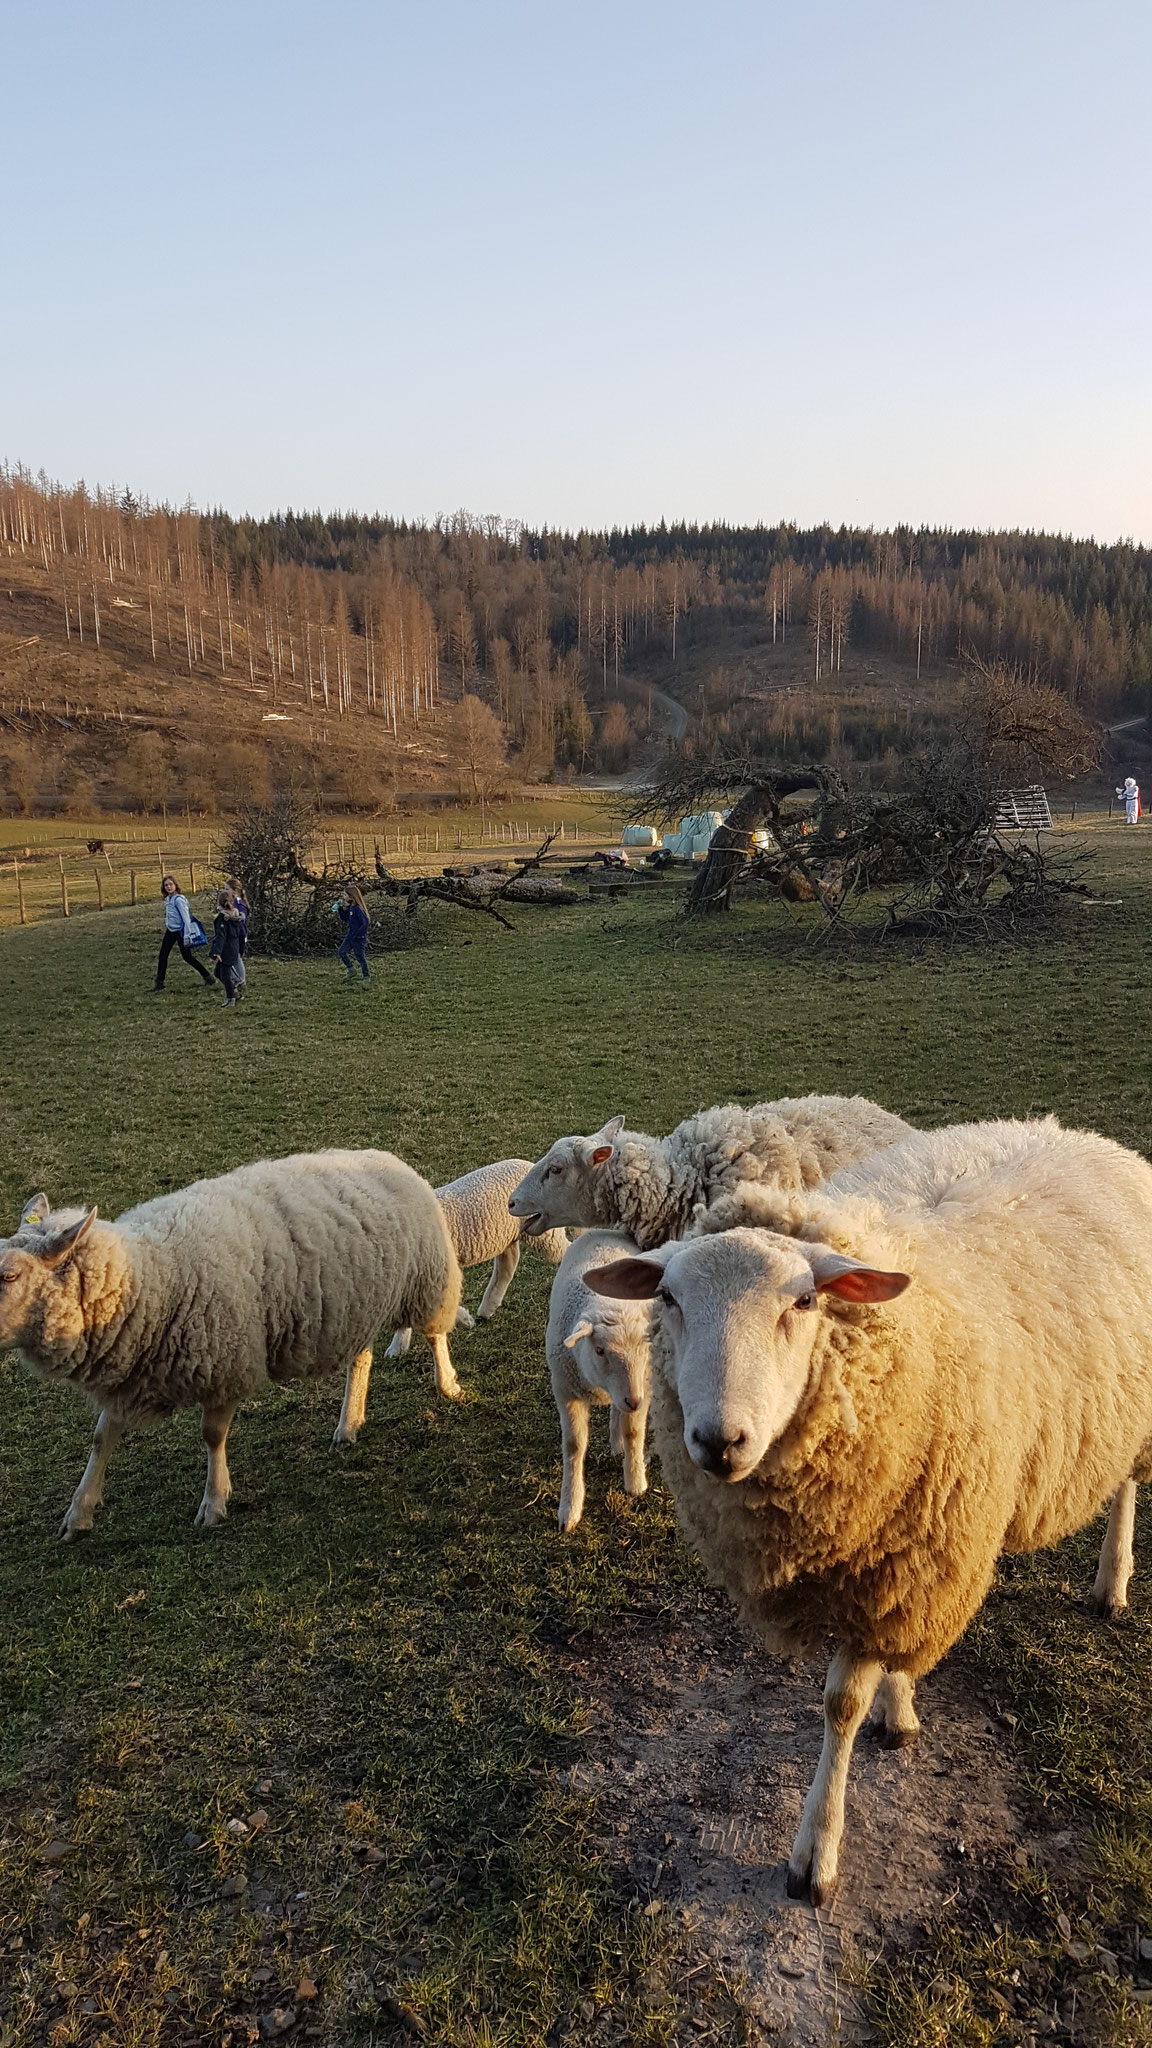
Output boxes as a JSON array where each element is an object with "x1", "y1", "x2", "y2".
[{"x1": 553, "y1": 1591, "x2": 1072, "y2": 2045}]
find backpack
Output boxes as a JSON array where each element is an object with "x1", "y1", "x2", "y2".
[{"x1": 188, "y1": 917, "x2": 209, "y2": 947}]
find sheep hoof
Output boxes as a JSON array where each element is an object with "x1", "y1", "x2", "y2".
[
  {"x1": 1090, "y1": 1587, "x2": 1126, "y2": 1619},
  {"x1": 59, "y1": 1515, "x2": 92, "y2": 1541},
  {"x1": 332, "y1": 1426, "x2": 359, "y2": 1448},
  {"x1": 455, "y1": 1307, "x2": 475, "y2": 1330},
  {"x1": 809, "y1": 1872, "x2": 838, "y2": 1909},
  {"x1": 880, "y1": 1724, "x2": 919, "y2": 1750},
  {"x1": 195, "y1": 1500, "x2": 228, "y2": 1528},
  {"x1": 785, "y1": 1861, "x2": 811, "y2": 1900}
]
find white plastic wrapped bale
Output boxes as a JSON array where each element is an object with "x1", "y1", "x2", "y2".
[{"x1": 621, "y1": 825, "x2": 662, "y2": 848}]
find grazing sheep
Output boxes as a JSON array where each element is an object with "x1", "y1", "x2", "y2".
[
  {"x1": 509, "y1": 1095, "x2": 912, "y2": 1251},
  {"x1": 336, "y1": 1158, "x2": 568, "y2": 1443},
  {"x1": 546, "y1": 1231, "x2": 653, "y2": 1531},
  {"x1": 0, "y1": 1151, "x2": 463, "y2": 1536},
  {"x1": 586, "y1": 1117, "x2": 1152, "y2": 1905}
]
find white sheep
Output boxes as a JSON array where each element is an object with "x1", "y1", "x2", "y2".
[
  {"x1": 586, "y1": 1117, "x2": 1152, "y2": 1905},
  {"x1": 0, "y1": 1151, "x2": 463, "y2": 1536},
  {"x1": 335, "y1": 1158, "x2": 568, "y2": 1444},
  {"x1": 545, "y1": 1230, "x2": 653, "y2": 1531},
  {"x1": 508, "y1": 1094, "x2": 912, "y2": 1251}
]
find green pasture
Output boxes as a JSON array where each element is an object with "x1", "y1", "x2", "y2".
[
  {"x1": 0, "y1": 795, "x2": 626, "y2": 931},
  {"x1": 1, "y1": 823, "x2": 1151, "y2": 2046}
]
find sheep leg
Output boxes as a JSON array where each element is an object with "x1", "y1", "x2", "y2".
[
  {"x1": 428, "y1": 1332, "x2": 462, "y2": 1400},
  {"x1": 558, "y1": 1397, "x2": 590, "y2": 1532},
  {"x1": 1091, "y1": 1477, "x2": 1138, "y2": 1618},
  {"x1": 455, "y1": 1304, "x2": 474, "y2": 1330},
  {"x1": 870, "y1": 1669, "x2": 920, "y2": 1748},
  {"x1": 385, "y1": 1327, "x2": 413, "y2": 1358},
  {"x1": 787, "y1": 1648, "x2": 883, "y2": 1906},
  {"x1": 609, "y1": 1405, "x2": 624, "y2": 1456},
  {"x1": 333, "y1": 1346, "x2": 374, "y2": 1447},
  {"x1": 477, "y1": 1242, "x2": 520, "y2": 1320},
  {"x1": 61, "y1": 1408, "x2": 125, "y2": 1539},
  {"x1": 195, "y1": 1403, "x2": 237, "y2": 1526},
  {"x1": 619, "y1": 1401, "x2": 649, "y2": 1499}
]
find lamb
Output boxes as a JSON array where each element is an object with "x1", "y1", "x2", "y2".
[
  {"x1": 545, "y1": 1231, "x2": 653, "y2": 1531},
  {"x1": 0, "y1": 1151, "x2": 463, "y2": 1536},
  {"x1": 585, "y1": 1117, "x2": 1152, "y2": 1905},
  {"x1": 508, "y1": 1094, "x2": 912, "y2": 1252},
  {"x1": 335, "y1": 1158, "x2": 568, "y2": 1444}
]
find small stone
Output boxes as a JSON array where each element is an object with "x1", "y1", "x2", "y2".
[
  {"x1": 56, "y1": 1982, "x2": 80, "y2": 1999},
  {"x1": 1064, "y1": 1939, "x2": 1091, "y2": 1963},
  {"x1": 260, "y1": 2009, "x2": 295, "y2": 2037},
  {"x1": 294, "y1": 1978, "x2": 318, "y2": 2003},
  {"x1": 255, "y1": 1781, "x2": 274, "y2": 1796},
  {"x1": 1097, "y1": 1949, "x2": 1118, "y2": 1978},
  {"x1": 642, "y1": 1898, "x2": 663, "y2": 1917},
  {"x1": 250, "y1": 1968, "x2": 273, "y2": 1984},
  {"x1": 1056, "y1": 1912, "x2": 1072, "y2": 1940},
  {"x1": 227, "y1": 1819, "x2": 250, "y2": 1837},
  {"x1": 247, "y1": 1809, "x2": 270, "y2": 1834},
  {"x1": 1140, "y1": 1937, "x2": 1152, "y2": 1962},
  {"x1": 221, "y1": 1874, "x2": 248, "y2": 1898},
  {"x1": 39, "y1": 1840, "x2": 72, "y2": 1863},
  {"x1": 361, "y1": 1845, "x2": 385, "y2": 1865},
  {"x1": 578, "y1": 1998, "x2": 595, "y2": 2023},
  {"x1": 1013, "y1": 1846, "x2": 1029, "y2": 1869},
  {"x1": 779, "y1": 1963, "x2": 806, "y2": 1980},
  {"x1": 183, "y1": 1831, "x2": 203, "y2": 1849}
]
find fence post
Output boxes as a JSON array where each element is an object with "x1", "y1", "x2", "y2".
[
  {"x1": 130, "y1": 869, "x2": 138, "y2": 905},
  {"x1": 94, "y1": 867, "x2": 104, "y2": 911},
  {"x1": 61, "y1": 872, "x2": 69, "y2": 917},
  {"x1": 15, "y1": 860, "x2": 26, "y2": 924},
  {"x1": 190, "y1": 863, "x2": 197, "y2": 894}
]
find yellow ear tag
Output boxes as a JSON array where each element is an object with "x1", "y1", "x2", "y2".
[{"x1": 25, "y1": 1211, "x2": 43, "y2": 1226}]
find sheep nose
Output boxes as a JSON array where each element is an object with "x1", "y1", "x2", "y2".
[
  {"x1": 625, "y1": 1394, "x2": 641, "y2": 1413},
  {"x1": 690, "y1": 1426, "x2": 748, "y2": 1476}
]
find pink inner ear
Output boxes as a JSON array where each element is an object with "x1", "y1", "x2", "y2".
[
  {"x1": 819, "y1": 1268, "x2": 911, "y2": 1304},
  {"x1": 590, "y1": 1145, "x2": 614, "y2": 1165}
]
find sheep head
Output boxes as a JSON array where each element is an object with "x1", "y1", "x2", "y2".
[
  {"x1": 562, "y1": 1304, "x2": 650, "y2": 1412},
  {"x1": 0, "y1": 1203, "x2": 98, "y2": 1352},
  {"x1": 508, "y1": 1117, "x2": 625, "y2": 1233},
  {"x1": 587, "y1": 1227, "x2": 909, "y2": 1481}
]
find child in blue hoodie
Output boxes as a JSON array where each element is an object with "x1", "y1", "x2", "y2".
[{"x1": 336, "y1": 881, "x2": 371, "y2": 981}]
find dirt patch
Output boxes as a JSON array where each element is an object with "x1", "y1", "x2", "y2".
[{"x1": 554, "y1": 1592, "x2": 1070, "y2": 2044}]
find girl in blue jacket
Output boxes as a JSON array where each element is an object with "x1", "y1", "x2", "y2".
[{"x1": 336, "y1": 881, "x2": 371, "y2": 981}]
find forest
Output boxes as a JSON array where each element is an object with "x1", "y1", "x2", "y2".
[{"x1": 1, "y1": 463, "x2": 1149, "y2": 817}]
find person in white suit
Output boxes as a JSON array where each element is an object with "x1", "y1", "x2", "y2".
[{"x1": 1116, "y1": 776, "x2": 1141, "y2": 823}]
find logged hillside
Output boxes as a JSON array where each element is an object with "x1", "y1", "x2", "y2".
[{"x1": 2, "y1": 466, "x2": 1149, "y2": 818}]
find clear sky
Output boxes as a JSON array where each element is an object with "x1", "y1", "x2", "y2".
[{"x1": 5, "y1": 0, "x2": 1150, "y2": 541}]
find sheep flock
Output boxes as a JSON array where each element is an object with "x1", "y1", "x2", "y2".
[{"x1": 2, "y1": 1092, "x2": 1150, "y2": 1914}]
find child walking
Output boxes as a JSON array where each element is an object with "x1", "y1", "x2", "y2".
[
  {"x1": 153, "y1": 875, "x2": 213, "y2": 992},
  {"x1": 336, "y1": 881, "x2": 371, "y2": 982},
  {"x1": 210, "y1": 887, "x2": 245, "y2": 1007}
]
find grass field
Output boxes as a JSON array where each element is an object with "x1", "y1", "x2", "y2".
[
  {"x1": 2, "y1": 822, "x2": 1151, "y2": 2046},
  {"x1": 0, "y1": 796, "x2": 627, "y2": 931}
]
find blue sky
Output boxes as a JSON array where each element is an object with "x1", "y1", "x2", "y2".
[{"x1": 5, "y1": 0, "x2": 1150, "y2": 539}]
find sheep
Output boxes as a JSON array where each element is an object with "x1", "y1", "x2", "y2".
[
  {"x1": 335, "y1": 1158, "x2": 568, "y2": 1444},
  {"x1": 585, "y1": 1116, "x2": 1152, "y2": 1906},
  {"x1": 545, "y1": 1231, "x2": 653, "y2": 1531},
  {"x1": 0, "y1": 1150, "x2": 463, "y2": 1537},
  {"x1": 508, "y1": 1094, "x2": 912, "y2": 1251}
]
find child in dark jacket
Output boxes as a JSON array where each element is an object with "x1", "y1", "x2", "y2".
[
  {"x1": 210, "y1": 888, "x2": 245, "y2": 1007},
  {"x1": 336, "y1": 881, "x2": 371, "y2": 981}
]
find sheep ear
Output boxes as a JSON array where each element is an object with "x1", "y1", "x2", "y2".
[
  {"x1": 596, "y1": 1115, "x2": 625, "y2": 1141},
  {"x1": 36, "y1": 1209, "x2": 97, "y2": 1269},
  {"x1": 590, "y1": 1144, "x2": 614, "y2": 1166},
  {"x1": 811, "y1": 1250, "x2": 910, "y2": 1303},
  {"x1": 563, "y1": 1319, "x2": 594, "y2": 1351},
  {"x1": 585, "y1": 1256, "x2": 667, "y2": 1301},
  {"x1": 20, "y1": 1192, "x2": 49, "y2": 1229}
]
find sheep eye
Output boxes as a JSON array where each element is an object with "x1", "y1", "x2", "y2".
[
  {"x1": 595, "y1": 1344, "x2": 605, "y2": 1356},
  {"x1": 795, "y1": 1292, "x2": 816, "y2": 1311},
  {"x1": 657, "y1": 1287, "x2": 678, "y2": 1309}
]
